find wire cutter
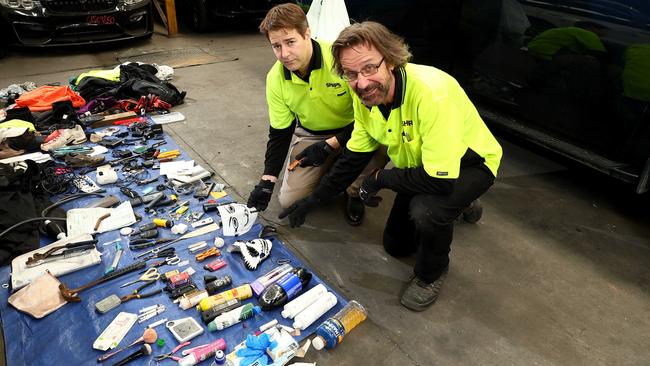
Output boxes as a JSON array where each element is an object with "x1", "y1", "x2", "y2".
[
  {"x1": 120, "y1": 267, "x2": 161, "y2": 288},
  {"x1": 154, "y1": 341, "x2": 191, "y2": 361},
  {"x1": 120, "y1": 280, "x2": 162, "y2": 303}
]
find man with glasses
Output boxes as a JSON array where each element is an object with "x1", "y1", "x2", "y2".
[
  {"x1": 279, "y1": 22, "x2": 502, "y2": 311},
  {"x1": 247, "y1": 4, "x2": 387, "y2": 226}
]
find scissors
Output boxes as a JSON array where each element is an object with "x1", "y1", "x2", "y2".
[
  {"x1": 120, "y1": 267, "x2": 161, "y2": 288},
  {"x1": 149, "y1": 255, "x2": 181, "y2": 268},
  {"x1": 120, "y1": 280, "x2": 162, "y2": 303},
  {"x1": 154, "y1": 341, "x2": 191, "y2": 361}
]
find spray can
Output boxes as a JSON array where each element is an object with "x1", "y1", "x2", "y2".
[
  {"x1": 205, "y1": 275, "x2": 232, "y2": 295},
  {"x1": 201, "y1": 298, "x2": 241, "y2": 324},
  {"x1": 178, "y1": 290, "x2": 209, "y2": 310},
  {"x1": 258, "y1": 268, "x2": 312, "y2": 311},
  {"x1": 207, "y1": 303, "x2": 261, "y2": 331},
  {"x1": 312, "y1": 300, "x2": 367, "y2": 350},
  {"x1": 282, "y1": 283, "x2": 327, "y2": 319},
  {"x1": 250, "y1": 263, "x2": 293, "y2": 297},
  {"x1": 197, "y1": 284, "x2": 252, "y2": 312},
  {"x1": 292, "y1": 292, "x2": 337, "y2": 330}
]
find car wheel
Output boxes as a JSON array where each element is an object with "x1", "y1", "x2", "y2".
[{"x1": 191, "y1": 0, "x2": 212, "y2": 32}]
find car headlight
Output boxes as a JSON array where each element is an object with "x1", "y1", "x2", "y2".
[{"x1": 0, "y1": 0, "x2": 37, "y2": 10}]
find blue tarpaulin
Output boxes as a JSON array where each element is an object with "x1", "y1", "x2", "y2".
[{"x1": 0, "y1": 128, "x2": 346, "y2": 366}]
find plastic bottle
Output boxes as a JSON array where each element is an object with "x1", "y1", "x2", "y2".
[
  {"x1": 292, "y1": 292, "x2": 337, "y2": 330},
  {"x1": 208, "y1": 303, "x2": 261, "y2": 331},
  {"x1": 258, "y1": 267, "x2": 312, "y2": 311},
  {"x1": 201, "y1": 298, "x2": 241, "y2": 324},
  {"x1": 197, "y1": 284, "x2": 252, "y2": 312},
  {"x1": 282, "y1": 283, "x2": 327, "y2": 319},
  {"x1": 250, "y1": 263, "x2": 293, "y2": 297},
  {"x1": 312, "y1": 300, "x2": 367, "y2": 350}
]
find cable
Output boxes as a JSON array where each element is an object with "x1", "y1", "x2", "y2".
[
  {"x1": 0, "y1": 217, "x2": 66, "y2": 240},
  {"x1": 41, "y1": 192, "x2": 105, "y2": 217}
]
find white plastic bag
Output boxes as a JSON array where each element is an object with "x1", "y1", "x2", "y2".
[{"x1": 306, "y1": 0, "x2": 350, "y2": 42}]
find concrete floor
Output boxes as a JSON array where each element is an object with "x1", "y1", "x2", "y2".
[{"x1": 1, "y1": 27, "x2": 649, "y2": 366}]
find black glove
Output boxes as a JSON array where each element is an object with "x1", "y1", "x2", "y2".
[
  {"x1": 295, "y1": 140, "x2": 335, "y2": 167},
  {"x1": 359, "y1": 169, "x2": 383, "y2": 207},
  {"x1": 247, "y1": 179, "x2": 275, "y2": 211},
  {"x1": 278, "y1": 195, "x2": 321, "y2": 228}
]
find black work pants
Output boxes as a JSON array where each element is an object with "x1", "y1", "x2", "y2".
[{"x1": 382, "y1": 164, "x2": 495, "y2": 283}]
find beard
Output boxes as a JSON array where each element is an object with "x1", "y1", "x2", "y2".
[{"x1": 355, "y1": 78, "x2": 391, "y2": 107}]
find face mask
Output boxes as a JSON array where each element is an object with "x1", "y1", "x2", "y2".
[{"x1": 218, "y1": 203, "x2": 258, "y2": 236}]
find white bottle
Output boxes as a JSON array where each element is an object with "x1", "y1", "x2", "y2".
[
  {"x1": 282, "y1": 283, "x2": 327, "y2": 319},
  {"x1": 292, "y1": 292, "x2": 337, "y2": 330}
]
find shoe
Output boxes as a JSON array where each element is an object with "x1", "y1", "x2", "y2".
[
  {"x1": 41, "y1": 125, "x2": 87, "y2": 151},
  {"x1": 462, "y1": 199, "x2": 483, "y2": 223},
  {"x1": 344, "y1": 194, "x2": 365, "y2": 226},
  {"x1": 64, "y1": 153, "x2": 105, "y2": 168},
  {"x1": 400, "y1": 269, "x2": 448, "y2": 311}
]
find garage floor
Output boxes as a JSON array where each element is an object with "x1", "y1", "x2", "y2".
[{"x1": 1, "y1": 27, "x2": 649, "y2": 366}]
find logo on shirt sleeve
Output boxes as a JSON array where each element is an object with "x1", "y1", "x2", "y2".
[{"x1": 436, "y1": 171, "x2": 448, "y2": 176}]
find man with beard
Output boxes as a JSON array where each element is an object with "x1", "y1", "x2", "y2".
[
  {"x1": 279, "y1": 22, "x2": 503, "y2": 311},
  {"x1": 247, "y1": 4, "x2": 388, "y2": 225}
]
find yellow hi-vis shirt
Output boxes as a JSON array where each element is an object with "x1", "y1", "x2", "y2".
[
  {"x1": 265, "y1": 40, "x2": 354, "y2": 131},
  {"x1": 347, "y1": 64, "x2": 502, "y2": 179}
]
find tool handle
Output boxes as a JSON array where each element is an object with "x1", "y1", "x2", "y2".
[{"x1": 67, "y1": 260, "x2": 147, "y2": 295}]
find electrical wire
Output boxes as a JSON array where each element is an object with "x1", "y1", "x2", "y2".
[
  {"x1": 41, "y1": 192, "x2": 105, "y2": 217},
  {"x1": 0, "y1": 217, "x2": 67, "y2": 240}
]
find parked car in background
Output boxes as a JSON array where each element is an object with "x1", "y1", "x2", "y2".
[
  {"x1": 187, "y1": 0, "x2": 292, "y2": 32},
  {"x1": 347, "y1": 0, "x2": 650, "y2": 193},
  {"x1": 0, "y1": 0, "x2": 153, "y2": 48}
]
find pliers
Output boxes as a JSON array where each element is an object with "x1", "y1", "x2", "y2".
[
  {"x1": 154, "y1": 341, "x2": 191, "y2": 361},
  {"x1": 120, "y1": 280, "x2": 162, "y2": 303}
]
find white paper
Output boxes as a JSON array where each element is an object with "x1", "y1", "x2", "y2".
[
  {"x1": 11, "y1": 234, "x2": 102, "y2": 289},
  {"x1": 160, "y1": 160, "x2": 194, "y2": 176},
  {"x1": 66, "y1": 201, "x2": 137, "y2": 237}
]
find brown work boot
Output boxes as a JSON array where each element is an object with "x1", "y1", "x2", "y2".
[
  {"x1": 400, "y1": 268, "x2": 448, "y2": 311},
  {"x1": 64, "y1": 153, "x2": 105, "y2": 168}
]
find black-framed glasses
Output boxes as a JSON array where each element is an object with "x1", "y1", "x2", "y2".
[{"x1": 342, "y1": 58, "x2": 385, "y2": 81}]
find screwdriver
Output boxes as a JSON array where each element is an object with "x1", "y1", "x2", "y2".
[{"x1": 129, "y1": 223, "x2": 158, "y2": 238}]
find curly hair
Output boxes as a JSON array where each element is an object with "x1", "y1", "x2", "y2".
[{"x1": 332, "y1": 21, "x2": 412, "y2": 76}]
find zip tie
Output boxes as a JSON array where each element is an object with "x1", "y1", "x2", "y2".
[
  {"x1": 139, "y1": 304, "x2": 162, "y2": 314},
  {"x1": 139, "y1": 305, "x2": 165, "y2": 315},
  {"x1": 147, "y1": 318, "x2": 168, "y2": 329}
]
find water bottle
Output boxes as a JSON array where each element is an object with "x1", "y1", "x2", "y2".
[
  {"x1": 258, "y1": 267, "x2": 312, "y2": 311},
  {"x1": 311, "y1": 300, "x2": 367, "y2": 350}
]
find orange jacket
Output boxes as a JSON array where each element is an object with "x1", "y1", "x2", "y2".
[{"x1": 15, "y1": 85, "x2": 86, "y2": 112}]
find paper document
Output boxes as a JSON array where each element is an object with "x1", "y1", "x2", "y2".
[
  {"x1": 66, "y1": 201, "x2": 137, "y2": 237},
  {"x1": 160, "y1": 160, "x2": 194, "y2": 176}
]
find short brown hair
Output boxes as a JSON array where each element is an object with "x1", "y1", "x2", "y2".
[
  {"x1": 332, "y1": 21, "x2": 412, "y2": 76},
  {"x1": 259, "y1": 3, "x2": 309, "y2": 39}
]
